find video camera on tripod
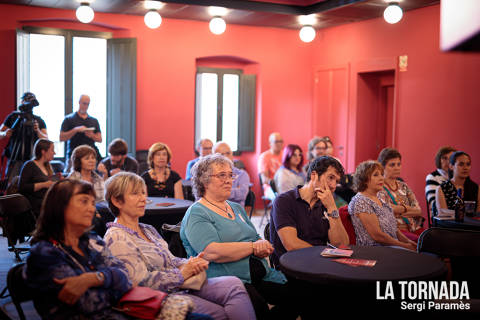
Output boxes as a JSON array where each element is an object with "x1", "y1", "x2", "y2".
[{"x1": 7, "y1": 92, "x2": 41, "y2": 161}]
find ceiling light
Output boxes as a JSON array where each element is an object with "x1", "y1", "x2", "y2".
[
  {"x1": 144, "y1": 1, "x2": 164, "y2": 10},
  {"x1": 299, "y1": 25, "x2": 316, "y2": 43},
  {"x1": 209, "y1": 17, "x2": 226, "y2": 35},
  {"x1": 145, "y1": 9, "x2": 162, "y2": 29},
  {"x1": 298, "y1": 14, "x2": 317, "y2": 26},
  {"x1": 208, "y1": 6, "x2": 228, "y2": 17},
  {"x1": 384, "y1": 3, "x2": 403, "y2": 24},
  {"x1": 76, "y1": 2, "x2": 94, "y2": 23}
]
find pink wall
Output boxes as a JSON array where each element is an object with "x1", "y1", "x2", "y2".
[
  {"x1": 0, "y1": 4, "x2": 314, "y2": 201},
  {"x1": 312, "y1": 5, "x2": 480, "y2": 216}
]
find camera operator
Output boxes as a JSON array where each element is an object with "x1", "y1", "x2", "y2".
[{"x1": 0, "y1": 92, "x2": 48, "y2": 185}]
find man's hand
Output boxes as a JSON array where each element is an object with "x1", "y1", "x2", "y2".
[
  {"x1": 314, "y1": 175, "x2": 336, "y2": 212},
  {"x1": 97, "y1": 163, "x2": 108, "y2": 177},
  {"x1": 74, "y1": 125, "x2": 88, "y2": 134},
  {"x1": 252, "y1": 239, "x2": 273, "y2": 258},
  {"x1": 84, "y1": 130, "x2": 95, "y2": 139}
]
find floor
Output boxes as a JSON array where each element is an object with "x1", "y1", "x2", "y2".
[{"x1": 0, "y1": 208, "x2": 271, "y2": 320}]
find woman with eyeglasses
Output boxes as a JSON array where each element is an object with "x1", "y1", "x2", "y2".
[
  {"x1": 181, "y1": 154, "x2": 300, "y2": 320},
  {"x1": 141, "y1": 142, "x2": 184, "y2": 199},
  {"x1": 274, "y1": 144, "x2": 306, "y2": 194},
  {"x1": 436, "y1": 151, "x2": 479, "y2": 214}
]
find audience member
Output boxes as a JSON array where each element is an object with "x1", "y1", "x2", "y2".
[
  {"x1": 60, "y1": 95, "x2": 102, "y2": 171},
  {"x1": 0, "y1": 92, "x2": 48, "y2": 184},
  {"x1": 104, "y1": 172, "x2": 255, "y2": 320},
  {"x1": 213, "y1": 141, "x2": 250, "y2": 206},
  {"x1": 186, "y1": 139, "x2": 213, "y2": 180},
  {"x1": 24, "y1": 179, "x2": 132, "y2": 319},
  {"x1": 304, "y1": 136, "x2": 327, "y2": 172},
  {"x1": 378, "y1": 147, "x2": 424, "y2": 240},
  {"x1": 97, "y1": 138, "x2": 138, "y2": 178},
  {"x1": 349, "y1": 160, "x2": 417, "y2": 250},
  {"x1": 181, "y1": 154, "x2": 299, "y2": 320},
  {"x1": 18, "y1": 139, "x2": 56, "y2": 216},
  {"x1": 436, "y1": 151, "x2": 479, "y2": 213},
  {"x1": 270, "y1": 156, "x2": 349, "y2": 267},
  {"x1": 141, "y1": 142, "x2": 183, "y2": 199},
  {"x1": 273, "y1": 144, "x2": 306, "y2": 194},
  {"x1": 68, "y1": 145, "x2": 105, "y2": 203},
  {"x1": 258, "y1": 132, "x2": 283, "y2": 197},
  {"x1": 425, "y1": 146, "x2": 456, "y2": 216}
]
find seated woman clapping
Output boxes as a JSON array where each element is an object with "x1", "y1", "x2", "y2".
[
  {"x1": 103, "y1": 172, "x2": 255, "y2": 320},
  {"x1": 436, "y1": 151, "x2": 479, "y2": 214},
  {"x1": 24, "y1": 179, "x2": 132, "y2": 319},
  {"x1": 18, "y1": 139, "x2": 57, "y2": 217},
  {"x1": 274, "y1": 144, "x2": 306, "y2": 194},
  {"x1": 68, "y1": 145, "x2": 105, "y2": 202},
  {"x1": 180, "y1": 154, "x2": 300, "y2": 320},
  {"x1": 348, "y1": 161, "x2": 417, "y2": 251}
]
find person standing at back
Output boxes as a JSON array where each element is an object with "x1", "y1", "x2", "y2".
[
  {"x1": 258, "y1": 132, "x2": 283, "y2": 198},
  {"x1": 60, "y1": 95, "x2": 102, "y2": 171}
]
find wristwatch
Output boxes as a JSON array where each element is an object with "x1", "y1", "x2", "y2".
[
  {"x1": 96, "y1": 271, "x2": 105, "y2": 282},
  {"x1": 326, "y1": 209, "x2": 340, "y2": 218}
]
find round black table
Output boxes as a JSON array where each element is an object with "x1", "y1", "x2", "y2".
[
  {"x1": 433, "y1": 214, "x2": 480, "y2": 231},
  {"x1": 280, "y1": 245, "x2": 447, "y2": 285},
  {"x1": 140, "y1": 197, "x2": 193, "y2": 234}
]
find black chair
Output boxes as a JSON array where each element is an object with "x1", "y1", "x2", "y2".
[
  {"x1": 335, "y1": 173, "x2": 356, "y2": 204},
  {"x1": 7, "y1": 262, "x2": 35, "y2": 320},
  {"x1": 425, "y1": 196, "x2": 432, "y2": 228},
  {"x1": 418, "y1": 227, "x2": 480, "y2": 298},
  {"x1": 0, "y1": 194, "x2": 36, "y2": 261},
  {"x1": 245, "y1": 189, "x2": 256, "y2": 219},
  {"x1": 259, "y1": 179, "x2": 277, "y2": 226},
  {"x1": 135, "y1": 149, "x2": 149, "y2": 174},
  {"x1": 263, "y1": 222, "x2": 276, "y2": 268},
  {"x1": 161, "y1": 223, "x2": 187, "y2": 258},
  {"x1": 258, "y1": 174, "x2": 272, "y2": 218},
  {"x1": 50, "y1": 160, "x2": 65, "y2": 174}
]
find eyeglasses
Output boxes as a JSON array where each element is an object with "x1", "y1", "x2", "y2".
[
  {"x1": 210, "y1": 172, "x2": 237, "y2": 181},
  {"x1": 314, "y1": 146, "x2": 326, "y2": 151},
  {"x1": 274, "y1": 140, "x2": 284, "y2": 144}
]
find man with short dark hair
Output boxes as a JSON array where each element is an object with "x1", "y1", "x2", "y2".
[
  {"x1": 0, "y1": 92, "x2": 48, "y2": 184},
  {"x1": 60, "y1": 94, "x2": 102, "y2": 170},
  {"x1": 185, "y1": 138, "x2": 213, "y2": 180},
  {"x1": 270, "y1": 156, "x2": 349, "y2": 267},
  {"x1": 97, "y1": 138, "x2": 138, "y2": 178}
]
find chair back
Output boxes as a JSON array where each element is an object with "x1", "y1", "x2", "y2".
[
  {"x1": 269, "y1": 179, "x2": 278, "y2": 195},
  {"x1": 135, "y1": 150, "x2": 149, "y2": 174},
  {"x1": 244, "y1": 190, "x2": 256, "y2": 218},
  {"x1": 7, "y1": 262, "x2": 34, "y2": 320},
  {"x1": 418, "y1": 227, "x2": 480, "y2": 298},
  {"x1": 161, "y1": 223, "x2": 187, "y2": 258},
  {"x1": 0, "y1": 194, "x2": 35, "y2": 259},
  {"x1": 339, "y1": 205, "x2": 356, "y2": 245},
  {"x1": 425, "y1": 195, "x2": 432, "y2": 228}
]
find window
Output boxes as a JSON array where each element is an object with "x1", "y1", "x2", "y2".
[
  {"x1": 195, "y1": 67, "x2": 256, "y2": 153},
  {"x1": 17, "y1": 27, "x2": 110, "y2": 158}
]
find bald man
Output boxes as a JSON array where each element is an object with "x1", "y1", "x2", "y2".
[
  {"x1": 185, "y1": 138, "x2": 213, "y2": 180},
  {"x1": 60, "y1": 94, "x2": 102, "y2": 169},
  {"x1": 214, "y1": 141, "x2": 250, "y2": 206},
  {"x1": 258, "y1": 132, "x2": 284, "y2": 192}
]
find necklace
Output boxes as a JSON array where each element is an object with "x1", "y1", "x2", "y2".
[
  {"x1": 384, "y1": 179, "x2": 398, "y2": 192},
  {"x1": 203, "y1": 197, "x2": 233, "y2": 218},
  {"x1": 151, "y1": 168, "x2": 168, "y2": 190}
]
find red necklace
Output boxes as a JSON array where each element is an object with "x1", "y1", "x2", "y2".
[{"x1": 384, "y1": 179, "x2": 398, "y2": 192}]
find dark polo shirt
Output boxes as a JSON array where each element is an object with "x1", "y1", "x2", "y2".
[
  {"x1": 60, "y1": 112, "x2": 101, "y2": 160},
  {"x1": 270, "y1": 186, "x2": 330, "y2": 267}
]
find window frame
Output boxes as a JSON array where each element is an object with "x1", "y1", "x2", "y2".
[{"x1": 195, "y1": 67, "x2": 243, "y2": 155}]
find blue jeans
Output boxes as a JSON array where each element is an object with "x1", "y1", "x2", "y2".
[{"x1": 185, "y1": 276, "x2": 255, "y2": 320}]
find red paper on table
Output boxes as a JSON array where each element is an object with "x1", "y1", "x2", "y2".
[
  {"x1": 156, "y1": 203, "x2": 175, "y2": 207},
  {"x1": 334, "y1": 258, "x2": 377, "y2": 267}
]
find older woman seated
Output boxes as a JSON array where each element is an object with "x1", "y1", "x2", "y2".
[
  {"x1": 304, "y1": 136, "x2": 328, "y2": 172},
  {"x1": 378, "y1": 148, "x2": 424, "y2": 240},
  {"x1": 18, "y1": 139, "x2": 56, "y2": 216},
  {"x1": 104, "y1": 172, "x2": 255, "y2": 320},
  {"x1": 436, "y1": 151, "x2": 479, "y2": 214},
  {"x1": 24, "y1": 179, "x2": 132, "y2": 319},
  {"x1": 141, "y1": 142, "x2": 183, "y2": 199},
  {"x1": 349, "y1": 161, "x2": 417, "y2": 251},
  {"x1": 273, "y1": 144, "x2": 306, "y2": 194},
  {"x1": 68, "y1": 145, "x2": 105, "y2": 202},
  {"x1": 180, "y1": 154, "x2": 300, "y2": 320}
]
